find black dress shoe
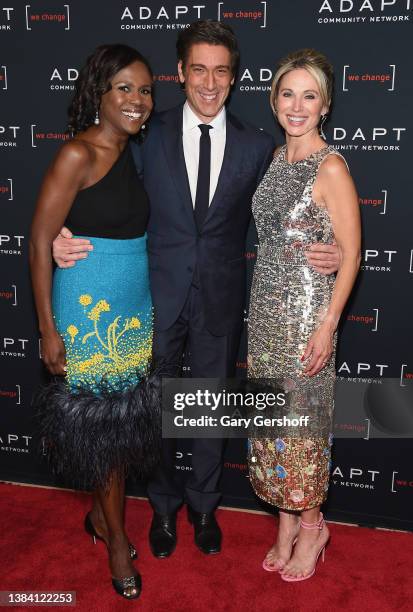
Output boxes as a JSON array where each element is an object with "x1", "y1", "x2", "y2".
[
  {"x1": 149, "y1": 512, "x2": 177, "y2": 558},
  {"x1": 187, "y1": 507, "x2": 222, "y2": 555}
]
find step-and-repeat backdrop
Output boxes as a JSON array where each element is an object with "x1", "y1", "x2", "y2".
[{"x1": 1, "y1": 1, "x2": 412, "y2": 530}]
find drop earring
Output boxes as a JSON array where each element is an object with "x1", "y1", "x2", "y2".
[
  {"x1": 94, "y1": 110, "x2": 100, "y2": 125},
  {"x1": 320, "y1": 114, "x2": 327, "y2": 140}
]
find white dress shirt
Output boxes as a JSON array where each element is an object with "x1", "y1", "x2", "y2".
[{"x1": 182, "y1": 101, "x2": 226, "y2": 207}]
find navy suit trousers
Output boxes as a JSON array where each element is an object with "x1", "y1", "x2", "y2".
[{"x1": 147, "y1": 283, "x2": 242, "y2": 514}]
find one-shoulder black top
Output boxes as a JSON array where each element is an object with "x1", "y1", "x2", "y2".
[{"x1": 65, "y1": 144, "x2": 149, "y2": 239}]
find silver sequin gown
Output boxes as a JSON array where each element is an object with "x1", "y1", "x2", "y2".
[{"x1": 248, "y1": 144, "x2": 341, "y2": 511}]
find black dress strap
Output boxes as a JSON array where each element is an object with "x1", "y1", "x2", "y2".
[{"x1": 65, "y1": 144, "x2": 149, "y2": 239}]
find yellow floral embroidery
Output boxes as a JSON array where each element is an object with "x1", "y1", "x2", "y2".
[
  {"x1": 67, "y1": 295, "x2": 151, "y2": 381},
  {"x1": 79, "y1": 294, "x2": 93, "y2": 306},
  {"x1": 77, "y1": 352, "x2": 105, "y2": 373},
  {"x1": 88, "y1": 299, "x2": 110, "y2": 322},
  {"x1": 67, "y1": 325, "x2": 78, "y2": 344}
]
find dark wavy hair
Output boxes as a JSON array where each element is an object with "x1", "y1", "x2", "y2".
[
  {"x1": 176, "y1": 20, "x2": 240, "y2": 77},
  {"x1": 68, "y1": 44, "x2": 153, "y2": 134}
]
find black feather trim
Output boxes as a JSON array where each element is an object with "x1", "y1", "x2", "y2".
[{"x1": 33, "y1": 369, "x2": 163, "y2": 491}]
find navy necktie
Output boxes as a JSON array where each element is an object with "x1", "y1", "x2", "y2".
[{"x1": 194, "y1": 123, "x2": 212, "y2": 232}]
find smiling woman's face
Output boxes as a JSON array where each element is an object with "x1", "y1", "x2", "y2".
[
  {"x1": 99, "y1": 60, "x2": 153, "y2": 136},
  {"x1": 276, "y1": 68, "x2": 328, "y2": 139}
]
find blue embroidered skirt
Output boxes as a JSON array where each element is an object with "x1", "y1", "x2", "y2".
[{"x1": 36, "y1": 235, "x2": 161, "y2": 490}]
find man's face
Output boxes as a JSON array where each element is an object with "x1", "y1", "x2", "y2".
[{"x1": 178, "y1": 43, "x2": 234, "y2": 123}]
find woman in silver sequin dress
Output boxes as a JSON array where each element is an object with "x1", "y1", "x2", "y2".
[{"x1": 247, "y1": 49, "x2": 361, "y2": 581}]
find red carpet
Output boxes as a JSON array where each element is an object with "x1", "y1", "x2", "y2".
[{"x1": 1, "y1": 482, "x2": 412, "y2": 611}]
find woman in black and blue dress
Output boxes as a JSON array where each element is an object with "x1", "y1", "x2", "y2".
[{"x1": 30, "y1": 45, "x2": 157, "y2": 600}]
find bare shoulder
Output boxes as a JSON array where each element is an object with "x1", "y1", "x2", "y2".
[
  {"x1": 319, "y1": 152, "x2": 349, "y2": 180},
  {"x1": 316, "y1": 151, "x2": 357, "y2": 207},
  {"x1": 48, "y1": 139, "x2": 94, "y2": 185},
  {"x1": 54, "y1": 139, "x2": 94, "y2": 168}
]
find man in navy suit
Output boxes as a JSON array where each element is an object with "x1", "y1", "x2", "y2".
[
  {"x1": 140, "y1": 22, "x2": 275, "y2": 558},
  {"x1": 53, "y1": 21, "x2": 340, "y2": 558}
]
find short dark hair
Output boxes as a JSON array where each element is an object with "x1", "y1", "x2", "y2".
[
  {"x1": 176, "y1": 20, "x2": 240, "y2": 76},
  {"x1": 68, "y1": 44, "x2": 153, "y2": 134}
]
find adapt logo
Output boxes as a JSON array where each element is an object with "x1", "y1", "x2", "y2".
[
  {"x1": 218, "y1": 1, "x2": 268, "y2": 27},
  {"x1": 359, "y1": 189, "x2": 387, "y2": 214},
  {"x1": 238, "y1": 67, "x2": 272, "y2": 93},
  {"x1": 0, "y1": 124, "x2": 20, "y2": 147},
  {"x1": 318, "y1": 0, "x2": 411, "y2": 24},
  {"x1": 0, "y1": 337, "x2": 29, "y2": 358},
  {"x1": 331, "y1": 126, "x2": 406, "y2": 152},
  {"x1": 362, "y1": 248, "x2": 413, "y2": 273},
  {"x1": 25, "y1": 4, "x2": 70, "y2": 30},
  {"x1": 50, "y1": 66, "x2": 78, "y2": 92},
  {"x1": 0, "y1": 64, "x2": 7, "y2": 89},
  {"x1": 0, "y1": 234, "x2": 24, "y2": 256},
  {"x1": 337, "y1": 360, "x2": 389, "y2": 381},
  {"x1": 361, "y1": 248, "x2": 397, "y2": 272},
  {"x1": 0, "y1": 7, "x2": 14, "y2": 30},
  {"x1": 342, "y1": 64, "x2": 396, "y2": 91},
  {"x1": 31, "y1": 124, "x2": 70, "y2": 147},
  {"x1": 332, "y1": 465, "x2": 380, "y2": 490},
  {"x1": 0, "y1": 178, "x2": 13, "y2": 200},
  {"x1": 0, "y1": 432, "x2": 32, "y2": 453},
  {"x1": 120, "y1": 3, "x2": 207, "y2": 30}
]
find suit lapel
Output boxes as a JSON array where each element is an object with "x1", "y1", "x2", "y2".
[
  {"x1": 160, "y1": 105, "x2": 195, "y2": 228},
  {"x1": 159, "y1": 106, "x2": 245, "y2": 230},
  {"x1": 204, "y1": 112, "x2": 243, "y2": 224}
]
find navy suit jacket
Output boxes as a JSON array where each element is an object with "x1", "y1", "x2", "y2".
[{"x1": 131, "y1": 104, "x2": 275, "y2": 336}]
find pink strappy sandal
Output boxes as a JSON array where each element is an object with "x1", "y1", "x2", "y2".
[
  {"x1": 262, "y1": 536, "x2": 298, "y2": 572},
  {"x1": 280, "y1": 512, "x2": 329, "y2": 582}
]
